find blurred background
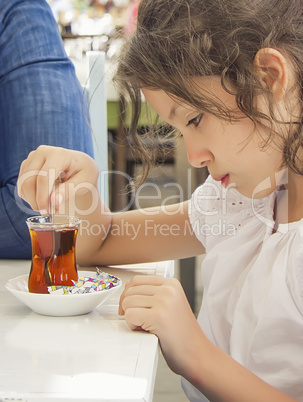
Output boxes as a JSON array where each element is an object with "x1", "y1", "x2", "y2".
[{"x1": 48, "y1": 0, "x2": 137, "y2": 64}]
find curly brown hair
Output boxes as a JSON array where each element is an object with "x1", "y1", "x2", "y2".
[{"x1": 114, "y1": 0, "x2": 303, "y2": 181}]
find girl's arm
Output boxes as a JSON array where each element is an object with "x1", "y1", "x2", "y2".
[
  {"x1": 90, "y1": 201, "x2": 204, "y2": 266},
  {"x1": 119, "y1": 276, "x2": 296, "y2": 402},
  {"x1": 17, "y1": 145, "x2": 205, "y2": 266}
]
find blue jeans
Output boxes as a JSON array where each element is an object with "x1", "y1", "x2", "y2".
[{"x1": 0, "y1": 0, "x2": 94, "y2": 258}]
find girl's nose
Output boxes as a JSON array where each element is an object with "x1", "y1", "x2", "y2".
[
  {"x1": 183, "y1": 137, "x2": 213, "y2": 168},
  {"x1": 187, "y1": 150, "x2": 213, "y2": 168}
]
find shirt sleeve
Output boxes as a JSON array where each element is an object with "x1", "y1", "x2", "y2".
[{"x1": 0, "y1": 0, "x2": 94, "y2": 258}]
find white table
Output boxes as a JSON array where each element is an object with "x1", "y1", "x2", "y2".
[{"x1": 0, "y1": 259, "x2": 174, "y2": 401}]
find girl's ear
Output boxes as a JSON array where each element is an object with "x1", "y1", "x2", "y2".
[{"x1": 253, "y1": 48, "x2": 289, "y2": 101}]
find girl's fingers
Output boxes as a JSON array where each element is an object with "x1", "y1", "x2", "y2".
[
  {"x1": 18, "y1": 151, "x2": 44, "y2": 209},
  {"x1": 17, "y1": 146, "x2": 99, "y2": 213},
  {"x1": 19, "y1": 164, "x2": 63, "y2": 213},
  {"x1": 125, "y1": 284, "x2": 162, "y2": 297},
  {"x1": 118, "y1": 276, "x2": 165, "y2": 315},
  {"x1": 124, "y1": 307, "x2": 156, "y2": 332},
  {"x1": 50, "y1": 189, "x2": 64, "y2": 211},
  {"x1": 18, "y1": 169, "x2": 41, "y2": 211},
  {"x1": 18, "y1": 146, "x2": 62, "y2": 211},
  {"x1": 119, "y1": 277, "x2": 181, "y2": 330},
  {"x1": 35, "y1": 160, "x2": 67, "y2": 211},
  {"x1": 122, "y1": 294, "x2": 154, "y2": 311},
  {"x1": 129, "y1": 275, "x2": 166, "y2": 287}
]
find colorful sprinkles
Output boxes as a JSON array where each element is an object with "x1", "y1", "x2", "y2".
[{"x1": 47, "y1": 268, "x2": 120, "y2": 295}]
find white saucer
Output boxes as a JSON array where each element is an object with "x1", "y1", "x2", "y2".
[{"x1": 5, "y1": 271, "x2": 122, "y2": 317}]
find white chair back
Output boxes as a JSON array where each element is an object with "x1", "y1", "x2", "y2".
[{"x1": 84, "y1": 51, "x2": 109, "y2": 206}]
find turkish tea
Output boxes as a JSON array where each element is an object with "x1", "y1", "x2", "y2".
[{"x1": 26, "y1": 216, "x2": 80, "y2": 294}]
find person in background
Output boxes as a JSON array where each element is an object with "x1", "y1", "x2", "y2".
[{"x1": 0, "y1": 0, "x2": 93, "y2": 258}]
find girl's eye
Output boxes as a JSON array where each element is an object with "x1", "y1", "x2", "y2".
[{"x1": 186, "y1": 113, "x2": 203, "y2": 128}]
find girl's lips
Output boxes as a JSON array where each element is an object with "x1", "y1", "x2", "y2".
[
  {"x1": 214, "y1": 174, "x2": 230, "y2": 188},
  {"x1": 221, "y1": 174, "x2": 230, "y2": 188}
]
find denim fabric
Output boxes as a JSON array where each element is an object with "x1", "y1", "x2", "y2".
[{"x1": 0, "y1": 0, "x2": 94, "y2": 258}]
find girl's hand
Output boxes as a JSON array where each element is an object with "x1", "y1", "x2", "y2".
[
  {"x1": 120, "y1": 278, "x2": 297, "y2": 402},
  {"x1": 17, "y1": 145, "x2": 112, "y2": 266},
  {"x1": 17, "y1": 145, "x2": 99, "y2": 214},
  {"x1": 119, "y1": 275, "x2": 203, "y2": 377}
]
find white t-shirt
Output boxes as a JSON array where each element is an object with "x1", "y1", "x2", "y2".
[{"x1": 182, "y1": 175, "x2": 303, "y2": 401}]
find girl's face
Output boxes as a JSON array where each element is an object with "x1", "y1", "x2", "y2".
[{"x1": 142, "y1": 77, "x2": 284, "y2": 199}]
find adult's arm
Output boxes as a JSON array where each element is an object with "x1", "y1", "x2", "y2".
[{"x1": 0, "y1": 0, "x2": 93, "y2": 258}]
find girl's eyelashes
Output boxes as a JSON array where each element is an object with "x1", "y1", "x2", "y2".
[{"x1": 186, "y1": 113, "x2": 203, "y2": 128}]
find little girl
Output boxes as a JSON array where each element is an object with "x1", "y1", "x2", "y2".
[{"x1": 18, "y1": 0, "x2": 303, "y2": 400}]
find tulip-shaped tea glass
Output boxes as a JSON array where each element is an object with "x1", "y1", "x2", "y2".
[{"x1": 26, "y1": 215, "x2": 81, "y2": 294}]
